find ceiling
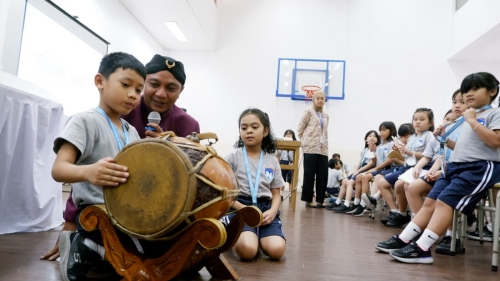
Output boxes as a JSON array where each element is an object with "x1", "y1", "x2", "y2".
[
  {"x1": 449, "y1": 23, "x2": 500, "y2": 63},
  {"x1": 118, "y1": 0, "x2": 218, "y2": 52}
]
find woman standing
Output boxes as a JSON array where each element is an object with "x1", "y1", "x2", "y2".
[{"x1": 297, "y1": 91, "x2": 329, "y2": 208}]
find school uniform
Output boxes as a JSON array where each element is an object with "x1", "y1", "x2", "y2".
[
  {"x1": 347, "y1": 147, "x2": 373, "y2": 180},
  {"x1": 428, "y1": 108, "x2": 500, "y2": 216},
  {"x1": 224, "y1": 149, "x2": 286, "y2": 239}
]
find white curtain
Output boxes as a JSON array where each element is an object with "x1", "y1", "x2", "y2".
[{"x1": 0, "y1": 71, "x2": 64, "y2": 234}]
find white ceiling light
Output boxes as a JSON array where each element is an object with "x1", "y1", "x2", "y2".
[{"x1": 164, "y1": 22, "x2": 188, "y2": 41}]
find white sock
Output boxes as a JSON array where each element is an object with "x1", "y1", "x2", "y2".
[
  {"x1": 399, "y1": 222, "x2": 421, "y2": 243},
  {"x1": 391, "y1": 209, "x2": 399, "y2": 213},
  {"x1": 416, "y1": 229, "x2": 439, "y2": 251},
  {"x1": 360, "y1": 200, "x2": 367, "y2": 207},
  {"x1": 335, "y1": 198, "x2": 342, "y2": 205},
  {"x1": 446, "y1": 229, "x2": 452, "y2": 237},
  {"x1": 398, "y1": 211, "x2": 407, "y2": 216},
  {"x1": 344, "y1": 200, "x2": 350, "y2": 207},
  {"x1": 354, "y1": 198, "x2": 360, "y2": 205},
  {"x1": 372, "y1": 192, "x2": 381, "y2": 200},
  {"x1": 83, "y1": 238, "x2": 105, "y2": 260}
]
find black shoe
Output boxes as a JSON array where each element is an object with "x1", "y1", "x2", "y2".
[
  {"x1": 386, "y1": 213, "x2": 411, "y2": 228},
  {"x1": 381, "y1": 211, "x2": 397, "y2": 225},
  {"x1": 332, "y1": 204, "x2": 350, "y2": 213},
  {"x1": 59, "y1": 231, "x2": 100, "y2": 281},
  {"x1": 467, "y1": 226, "x2": 494, "y2": 242},
  {"x1": 361, "y1": 194, "x2": 377, "y2": 211},
  {"x1": 345, "y1": 204, "x2": 359, "y2": 214},
  {"x1": 375, "y1": 234, "x2": 410, "y2": 253},
  {"x1": 352, "y1": 205, "x2": 367, "y2": 216},
  {"x1": 326, "y1": 202, "x2": 340, "y2": 210},
  {"x1": 390, "y1": 242, "x2": 434, "y2": 264},
  {"x1": 435, "y1": 236, "x2": 461, "y2": 255}
]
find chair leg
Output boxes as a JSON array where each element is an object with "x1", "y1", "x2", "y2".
[
  {"x1": 492, "y1": 191, "x2": 500, "y2": 272},
  {"x1": 460, "y1": 213, "x2": 467, "y2": 253},
  {"x1": 450, "y1": 210, "x2": 458, "y2": 256},
  {"x1": 479, "y1": 199, "x2": 485, "y2": 244}
]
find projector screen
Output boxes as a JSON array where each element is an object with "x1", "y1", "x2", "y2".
[{"x1": 17, "y1": 0, "x2": 108, "y2": 116}]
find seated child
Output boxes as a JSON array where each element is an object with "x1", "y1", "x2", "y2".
[
  {"x1": 326, "y1": 158, "x2": 343, "y2": 197},
  {"x1": 52, "y1": 52, "x2": 146, "y2": 281}
]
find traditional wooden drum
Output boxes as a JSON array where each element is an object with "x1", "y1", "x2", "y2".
[{"x1": 103, "y1": 132, "x2": 239, "y2": 240}]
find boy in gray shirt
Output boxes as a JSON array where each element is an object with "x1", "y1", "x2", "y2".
[{"x1": 53, "y1": 52, "x2": 146, "y2": 281}]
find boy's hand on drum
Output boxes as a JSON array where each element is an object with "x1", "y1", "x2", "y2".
[
  {"x1": 84, "y1": 157, "x2": 129, "y2": 186},
  {"x1": 262, "y1": 209, "x2": 277, "y2": 225},
  {"x1": 145, "y1": 123, "x2": 163, "y2": 138}
]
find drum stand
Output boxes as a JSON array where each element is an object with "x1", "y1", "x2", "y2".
[{"x1": 80, "y1": 205, "x2": 262, "y2": 281}]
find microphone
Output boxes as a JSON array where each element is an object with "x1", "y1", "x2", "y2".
[{"x1": 145, "y1": 111, "x2": 161, "y2": 132}]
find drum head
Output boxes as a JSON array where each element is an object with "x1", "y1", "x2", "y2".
[{"x1": 104, "y1": 138, "x2": 197, "y2": 238}]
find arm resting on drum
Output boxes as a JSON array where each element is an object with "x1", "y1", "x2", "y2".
[{"x1": 52, "y1": 142, "x2": 129, "y2": 187}]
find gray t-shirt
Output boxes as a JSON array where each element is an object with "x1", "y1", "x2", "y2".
[
  {"x1": 327, "y1": 168, "x2": 342, "y2": 188},
  {"x1": 407, "y1": 131, "x2": 433, "y2": 153},
  {"x1": 422, "y1": 138, "x2": 440, "y2": 162},
  {"x1": 53, "y1": 109, "x2": 141, "y2": 206},
  {"x1": 277, "y1": 150, "x2": 294, "y2": 162},
  {"x1": 375, "y1": 140, "x2": 394, "y2": 166},
  {"x1": 450, "y1": 108, "x2": 500, "y2": 162},
  {"x1": 225, "y1": 148, "x2": 285, "y2": 199}
]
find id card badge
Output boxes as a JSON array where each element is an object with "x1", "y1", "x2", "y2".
[{"x1": 320, "y1": 136, "x2": 325, "y2": 144}]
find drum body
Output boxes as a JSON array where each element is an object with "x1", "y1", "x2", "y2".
[{"x1": 104, "y1": 135, "x2": 239, "y2": 240}]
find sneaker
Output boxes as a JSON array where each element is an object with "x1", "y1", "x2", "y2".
[
  {"x1": 381, "y1": 211, "x2": 397, "y2": 225},
  {"x1": 361, "y1": 194, "x2": 377, "y2": 211},
  {"x1": 386, "y1": 213, "x2": 411, "y2": 228},
  {"x1": 435, "y1": 236, "x2": 461, "y2": 255},
  {"x1": 352, "y1": 205, "x2": 367, "y2": 216},
  {"x1": 345, "y1": 204, "x2": 359, "y2": 214},
  {"x1": 59, "y1": 231, "x2": 100, "y2": 281},
  {"x1": 332, "y1": 204, "x2": 350, "y2": 213},
  {"x1": 326, "y1": 202, "x2": 340, "y2": 210},
  {"x1": 390, "y1": 242, "x2": 434, "y2": 264},
  {"x1": 467, "y1": 226, "x2": 494, "y2": 242},
  {"x1": 375, "y1": 234, "x2": 410, "y2": 253}
]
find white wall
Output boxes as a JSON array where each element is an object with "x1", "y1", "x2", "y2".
[
  {"x1": 452, "y1": 0, "x2": 500, "y2": 56},
  {"x1": 50, "y1": 0, "x2": 165, "y2": 63},
  {"x1": 169, "y1": 0, "x2": 454, "y2": 180}
]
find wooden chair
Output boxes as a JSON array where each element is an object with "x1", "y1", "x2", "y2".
[{"x1": 79, "y1": 204, "x2": 262, "y2": 280}]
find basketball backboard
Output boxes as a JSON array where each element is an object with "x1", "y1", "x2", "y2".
[{"x1": 275, "y1": 58, "x2": 345, "y2": 100}]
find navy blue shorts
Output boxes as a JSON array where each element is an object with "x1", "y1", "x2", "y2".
[
  {"x1": 381, "y1": 167, "x2": 408, "y2": 187},
  {"x1": 347, "y1": 163, "x2": 368, "y2": 180},
  {"x1": 427, "y1": 161, "x2": 500, "y2": 216},
  {"x1": 225, "y1": 196, "x2": 285, "y2": 240},
  {"x1": 419, "y1": 175, "x2": 436, "y2": 187}
]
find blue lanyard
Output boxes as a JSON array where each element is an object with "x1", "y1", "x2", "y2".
[
  {"x1": 316, "y1": 112, "x2": 324, "y2": 131},
  {"x1": 96, "y1": 107, "x2": 129, "y2": 151},
  {"x1": 444, "y1": 127, "x2": 461, "y2": 161},
  {"x1": 437, "y1": 105, "x2": 491, "y2": 158},
  {"x1": 242, "y1": 147, "x2": 264, "y2": 205}
]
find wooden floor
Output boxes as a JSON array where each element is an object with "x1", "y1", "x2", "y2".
[{"x1": 1, "y1": 194, "x2": 499, "y2": 281}]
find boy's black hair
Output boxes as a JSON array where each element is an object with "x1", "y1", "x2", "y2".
[
  {"x1": 284, "y1": 129, "x2": 297, "y2": 140},
  {"x1": 398, "y1": 123, "x2": 415, "y2": 137},
  {"x1": 332, "y1": 153, "x2": 341, "y2": 159},
  {"x1": 328, "y1": 158, "x2": 338, "y2": 169},
  {"x1": 364, "y1": 130, "x2": 381, "y2": 148},
  {"x1": 460, "y1": 72, "x2": 500, "y2": 106},
  {"x1": 452, "y1": 89, "x2": 461, "y2": 99},
  {"x1": 98, "y1": 52, "x2": 146, "y2": 80},
  {"x1": 444, "y1": 109, "x2": 453, "y2": 119},
  {"x1": 413, "y1": 108, "x2": 435, "y2": 132},
  {"x1": 237, "y1": 108, "x2": 276, "y2": 154},
  {"x1": 379, "y1": 121, "x2": 397, "y2": 141}
]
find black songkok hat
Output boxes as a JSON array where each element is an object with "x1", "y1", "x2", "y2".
[{"x1": 145, "y1": 55, "x2": 186, "y2": 85}]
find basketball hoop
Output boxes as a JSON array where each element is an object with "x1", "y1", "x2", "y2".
[{"x1": 301, "y1": 85, "x2": 321, "y2": 102}]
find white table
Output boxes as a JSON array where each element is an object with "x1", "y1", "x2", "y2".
[{"x1": 0, "y1": 70, "x2": 64, "y2": 234}]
